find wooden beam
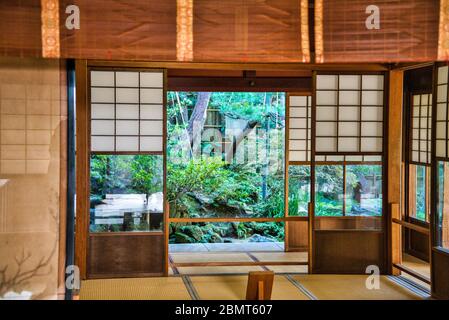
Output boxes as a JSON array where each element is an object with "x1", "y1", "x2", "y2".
[
  {"x1": 87, "y1": 60, "x2": 389, "y2": 72},
  {"x1": 388, "y1": 69, "x2": 404, "y2": 275},
  {"x1": 167, "y1": 76, "x2": 312, "y2": 92}
]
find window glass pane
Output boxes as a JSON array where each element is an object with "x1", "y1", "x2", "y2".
[
  {"x1": 414, "y1": 165, "x2": 427, "y2": 221},
  {"x1": 315, "y1": 165, "x2": 344, "y2": 216},
  {"x1": 288, "y1": 165, "x2": 310, "y2": 216},
  {"x1": 167, "y1": 92, "x2": 285, "y2": 219},
  {"x1": 345, "y1": 165, "x2": 382, "y2": 216},
  {"x1": 437, "y1": 161, "x2": 449, "y2": 249},
  {"x1": 89, "y1": 155, "x2": 164, "y2": 232}
]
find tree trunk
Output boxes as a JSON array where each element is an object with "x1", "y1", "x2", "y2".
[
  {"x1": 225, "y1": 120, "x2": 259, "y2": 162},
  {"x1": 187, "y1": 92, "x2": 211, "y2": 147}
]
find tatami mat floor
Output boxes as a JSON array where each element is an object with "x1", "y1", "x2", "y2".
[
  {"x1": 79, "y1": 274, "x2": 430, "y2": 300},
  {"x1": 169, "y1": 251, "x2": 308, "y2": 275}
]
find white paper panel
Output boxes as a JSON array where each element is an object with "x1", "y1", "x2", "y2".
[
  {"x1": 437, "y1": 140, "x2": 446, "y2": 157},
  {"x1": 315, "y1": 137, "x2": 336, "y2": 152},
  {"x1": 141, "y1": 105, "x2": 163, "y2": 120},
  {"x1": 361, "y1": 107, "x2": 383, "y2": 121},
  {"x1": 289, "y1": 129, "x2": 306, "y2": 139},
  {"x1": 327, "y1": 155, "x2": 344, "y2": 161},
  {"x1": 140, "y1": 121, "x2": 163, "y2": 136},
  {"x1": 338, "y1": 138, "x2": 358, "y2": 152},
  {"x1": 412, "y1": 151, "x2": 419, "y2": 162},
  {"x1": 437, "y1": 103, "x2": 447, "y2": 121},
  {"x1": 316, "y1": 75, "x2": 338, "y2": 89},
  {"x1": 420, "y1": 107, "x2": 428, "y2": 117},
  {"x1": 413, "y1": 95, "x2": 421, "y2": 106},
  {"x1": 420, "y1": 129, "x2": 427, "y2": 140},
  {"x1": 289, "y1": 140, "x2": 306, "y2": 150},
  {"x1": 316, "y1": 90, "x2": 337, "y2": 105},
  {"x1": 437, "y1": 122, "x2": 446, "y2": 139},
  {"x1": 141, "y1": 89, "x2": 163, "y2": 104},
  {"x1": 289, "y1": 118, "x2": 307, "y2": 129},
  {"x1": 412, "y1": 129, "x2": 419, "y2": 139},
  {"x1": 116, "y1": 104, "x2": 139, "y2": 119},
  {"x1": 315, "y1": 155, "x2": 326, "y2": 161},
  {"x1": 338, "y1": 122, "x2": 358, "y2": 136},
  {"x1": 91, "y1": 87, "x2": 114, "y2": 103},
  {"x1": 362, "y1": 75, "x2": 384, "y2": 90},
  {"x1": 289, "y1": 96, "x2": 307, "y2": 106},
  {"x1": 420, "y1": 152, "x2": 427, "y2": 162},
  {"x1": 339, "y1": 75, "x2": 360, "y2": 90},
  {"x1": 316, "y1": 106, "x2": 337, "y2": 121},
  {"x1": 316, "y1": 122, "x2": 336, "y2": 136},
  {"x1": 412, "y1": 118, "x2": 419, "y2": 128},
  {"x1": 420, "y1": 141, "x2": 427, "y2": 150},
  {"x1": 420, "y1": 118, "x2": 428, "y2": 128},
  {"x1": 339, "y1": 107, "x2": 359, "y2": 121},
  {"x1": 91, "y1": 71, "x2": 114, "y2": 87},
  {"x1": 140, "y1": 72, "x2": 163, "y2": 88},
  {"x1": 362, "y1": 91, "x2": 383, "y2": 106},
  {"x1": 116, "y1": 136, "x2": 139, "y2": 151},
  {"x1": 363, "y1": 155, "x2": 382, "y2": 162},
  {"x1": 412, "y1": 140, "x2": 419, "y2": 150},
  {"x1": 422, "y1": 94, "x2": 430, "y2": 105},
  {"x1": 116, "y1": 88, "x2": 139, "y2": 104},
  {"x1": 437, "y1": 85, "x2": 447, "y2": 103},
  {"x1": 91, "y1": 120, "x2": 114, "y2": 135},
  {"x1": 91, "y1": 104, "x2": 114, "y2": 119},
  {"x1": 115, "y1": 72, "x2": 139, "y2": 87},
  {"x1": 361, "y1": 122, "x2": 383, "y2": 136},
  {"x1": 339, "y1": 91, "x2": 359, "y2": 105},
  {"x1": 289, "y1": 151, "x2": 306, "y2": 161},
  {"x1": 91, "y1": 136, "x2": 114, "y2": 151},
  {"x1": 360, "y1": 137, "x2": 382, "y2": 152},
  {"x1": 116, "y1": 120, "x2": 139, "y2": 135},
  {"x1": 345, "y1": 155, "x2": 363, "y2": 161},
  {"x1": 140, "y1": 136, "x2": 163, "y2": 152},
  {"x1": 438, "y1": 66, "x2": 448, "y2": 85},
  {"x1": 289, "y1": 107, "x2": 307, "y2": 118}
]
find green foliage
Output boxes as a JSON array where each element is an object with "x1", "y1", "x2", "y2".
[{"x1": 130, "y1": 155, "x2": 163, "y2": 201}]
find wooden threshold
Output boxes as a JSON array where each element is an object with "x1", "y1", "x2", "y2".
[
  {"x1": 171, "y1": 261, "x2": 308, "y2": 267},
  {"x1": 393, "y1": 263, "x2": 431, "y2": 284},
  {"x1": 168, "y1": 217, "x2": 308, "y2": 223}
]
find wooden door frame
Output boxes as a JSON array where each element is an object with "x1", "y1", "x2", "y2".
[{"x1": 74, "y1": 60, "x2": 390, "y2": 279}]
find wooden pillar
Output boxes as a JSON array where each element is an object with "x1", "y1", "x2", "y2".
[
  {"x1": 388, "y1": 70, "x2": 403, "y2": 275},
  {"x1": 74, "y1": 60, "x2": 88, "y2": 280},
  {"x1": 443, "y1": 163, "x2": 449, "y2": 248}
]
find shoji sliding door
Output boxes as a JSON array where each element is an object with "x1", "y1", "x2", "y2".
[
  {"x1": 431, "y1": 64, "x2": 449, "y2": 298},
  {"x1": 311, "y1": 72, "x2": 386, "y2": 273},
  {"x1": 76, "y1": 63, "x2": 167, "y2": 278}
]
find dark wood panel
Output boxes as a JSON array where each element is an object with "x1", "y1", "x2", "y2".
[
  {"x1": 315, "y1": 216, "x2": 382, "y2": 230},
  {"x1": 286, "y1": 220, "x2": 308, "y2": 251},
  {"x1": 313, "y1": 231, "x2": 385, "y2": 274},
  {"x1": 88, "y1": 234, "x2": 164, "y2": 278},
  {"x1": 432, "y1": 248, "x2": 449, "y2": 299}
]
